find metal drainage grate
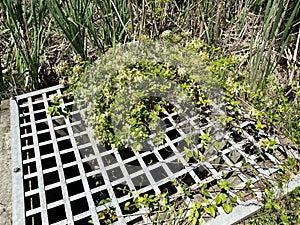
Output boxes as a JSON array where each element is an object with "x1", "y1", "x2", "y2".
[{"x1": 11, "y1": 85, "x2": 299, "y2": 225}]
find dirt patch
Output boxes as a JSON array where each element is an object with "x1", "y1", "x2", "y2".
[{"x1": 0, "y1": 100, "x2": 12, "y2": 225}]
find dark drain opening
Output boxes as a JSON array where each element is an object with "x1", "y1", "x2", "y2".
[
  {"x1": 87, "y1": 174, "x2": 105, "y2": 189},
  {"x1": 67, "y1": 180, "x2": 84, "y2": 196},
  {"x1": 42, "y1": 157, "x2": 57, "y2": 170},
  {"x1": 39, "y1": 143, "x2": 54, "y2": 156},
  {"x1": 43, "y1": 171, "x2": 59, "y2": 186},
  {"x1": 25, "y1": 194, "x2": 40, "y2": 211},
  {"x1": 36, "y1": 121, "x2": 49, "y2": 131},
  {"x1": 71, "y1": 197, "x2": 89, "y2": 215},
  {"x1": 22, "y1": 148, "x2": 35, "y2": 160},
  {"x1": 74, "y1": 217, "x2": 91, "y2": 225},
  {"x1": 21, "y1": 136, "x2": 33, "y2": 146},
  {"x1": 24, "y1": 177, "x2": 38, "y2": 192},
  {"x1": 64, "y1": 165, "x2": 80, "y2": 179},
  {"x1": 46, "y1": 187, "x2": 63, "y2": 203},
  {"x1": 20, "y1": 125, "x2": 32, "y2": 135},
  {"x1": 92, "y1": 189, "x2": 110, "y2": 206},
  {"x1": 47, "y1": 205, "x2": 66, "y2": 224},
  {"x1": 23, "y1": 162, "x2": 37, "y2": 175},
  {"x1": 26, "y1": 214, "x2": 41, "y2": 225}
]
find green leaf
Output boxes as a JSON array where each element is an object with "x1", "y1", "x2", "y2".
[
  {"x1": 222, "y1": 203, "x2": 233, "y2": 214},
  {"x1": 265, "y1": 202, "x2": 272, "y2": 209},
  {"x1": 124, "y1": 201, "x2": 130, "y2": 211},
  {"x1": 272, "y1": 202, "x2": 281, "y2": 211},
  {"x1": 192, "y1": 217, "x2": 198, "y2": 225},
  {"x1": 204, "y1": 206, "x2": 216, "y2": 217},
  {"x1": 264, "y1": 188, "x2": 272, "y2": 197},
  {"x1": 203, "y1": 197, "x2": 210, "y2": 205},
  {"x1": 215, "y1": 196, "x2": 222, "y2": 205},
  {"x1": 280, "y1": 212, "x2": 288, "y2": 222},
  {"x1": 219, "y1": 193, "x2": 227, "y2": 203}
]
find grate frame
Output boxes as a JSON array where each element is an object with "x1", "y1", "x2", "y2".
[{"x1": 11, "y1": 85, "x2": 300, "y2": 225}]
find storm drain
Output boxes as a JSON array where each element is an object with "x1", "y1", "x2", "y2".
[{"x1": 11, "y1": 85, "x2": 299, "y2": 225}]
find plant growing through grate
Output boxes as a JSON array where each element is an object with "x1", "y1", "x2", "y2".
[{"x1": 10, "y1": 83, "x2": 300, "y2": 225}]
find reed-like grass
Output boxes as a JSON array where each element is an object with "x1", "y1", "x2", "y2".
[
  {"x1": 0, "y1": 0, "x2": 299, "y2": 96},
  {"x1": 0, "y1": 0, "x2": 50, "y2": 91}
]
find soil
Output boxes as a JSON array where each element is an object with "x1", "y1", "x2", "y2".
[{"x1": 0, "y1": 100, "x2": 12, "y2": 225}]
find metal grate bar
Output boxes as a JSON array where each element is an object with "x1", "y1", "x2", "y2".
[
  {"x1": 42, "y1": 91, "x2": 74, "y2": 224},
  {"x1": 27, "y1": 96, "x2": 49, "y2": 224}
]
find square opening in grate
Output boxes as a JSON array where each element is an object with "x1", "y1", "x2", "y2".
[
  {"x1": 158, "y1": 146, "x2": 174, "y2": 160},
  {"x1": 46, "y1": 186, "x2": 63, "y2": 203},
  {"x1": 125, "y1": 159, "x2": 141, "y2": 174},
  {"x1": 61, "y1": 151, "x2": 76, "y2": 164},
  {"x1": 162, "y1": 118, "x2": 173, "y2": 128},
  {"x1": 20, "y1": 115, "x2": 30, "y2": 124},
  {"x1": 26, "y1": 213, "x2": 41, "y2": 225},
  {"x1": 22, "y1": 148, "x2": 35, "y2": 160},
  {"x1": 166, "y1": 129, "x2": 181, "y2": 140},
  {"x1": 48, "y1": 205, "x2": 66, "y2": 224},
  {"x1": 107, "y1": 167, "x2": 124, "y2": 182},
  {"x1": 19, "y1": 105, "x2": 29, "y2": 114},
  {"x1": 75, "y1": 134, "x2": 90, "y2": 145},
  {"x1": 243, "y1": 143, "x2": 259, "y2": 155},
  {"x1": 67, "y1": 180, "x2": 84, "y2": 196},
  {"x1": 87, "y1": 174, "x2": 105, "y2": 189},
  {"x1": 38, "y1": 132, "x2": 51, "y2": 143},
  {"x1": 20, "y1": 125, "x2": 32, "y2": 135},
  {"x1": 31, "y1": 95, "x2": 43, "y2": 103},
  {"x1": 150, "y1": 166, "x2": 168, "y2": 182},
  {"x1": 226, "y1": 149, "x2": 244, "y2": 164},
  {"x1": 178, "y1": 173, "x2": 196, "y2": 186},
  {"x1": 92, "y1": 189, "x2": 110, "y2": 206},
  {"x1": 230, "y1": 129, "x2": 243, "y2": 142},
  {"x1": 55, "y1": 127, "x2": 69, "y2": 138},
  {"x1": 71, "y1": 121, "x2": 86, "y2": 133},
  {"x1": 193, "y1": 165, "x2": 211, "y2": 180},
  {"x1": 159, "y1": 181, "x2": 177, "y2": 195},
  {"x1": 113, "y1": 183, "x2": 131, "y2": 198},
  {"x1": 168, "y1": 160, "x2": 184, "y2": 173},
  {"x1": 25, "y1": 193, "x2": 40, "y2": 210},
  {"x1": 33, "y1": 102, "x2": 45, "y2": 111},
  {"x1": 119, "y1": 198, "x2": 140, "y2": 215},
  {"x1": 44, "y1": 170, "x2": 60, "y2": 186},
  {"x1": 21, "y1": 136, "x2": 33, "y2": 146},
  {"x1": 58, "y1": 139, "x2": 73, "y2": 151},
  {"x1": 24, "y1": 177, "x2": 38, "y2": 192},
  {"x1": 102, "y1": 153, "x2": 118, "y2": 167},
  {"x1": 83, "y1": 159, "x2": 99, "y2": 173},
  {"x1": 36, "y1": 121, "x2": 49, "y2": 131},
  {"x1": 42, "y1": 157, "x2": 57, "y2": 170},
  {"x1": 142, "y1": 153, "x2": 159, "y2": 166},
  {"x1": 223, "y1": 171, "x2": 243, "y2": 186},
  {"x1": 34, "y1": 111, "x2": 47, "y2": 121},
  {"x1": 74, "y1": 216, "x2": 91, "y2": 225},
  {"x1": 23, "y1": 162, "x2": 37, "y2": 175},
  {"x1": 64, "y1": 165, "x2": 80, "y2": 179},
  {"x1": 39, "y1": 143, "x2": 54, "y2": 156},
  {"x1": 119, "y1": 148, "x2": 135, "y2": 160},
  {"x1": 79, "y1": 146, "x2": 94, "y2": 159},
  {"x1": 132, "y1": 174, "x2": 150, "y2": 189},
  {"x1": 52, "y1": 117, "x2": 66, "y2": 127},
  {"x1": 71, "y1": 197, "x2": 89, "y2": 215},
  {"x1": 211, "y1": 157, "x2": 226, "y2": 172}
]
